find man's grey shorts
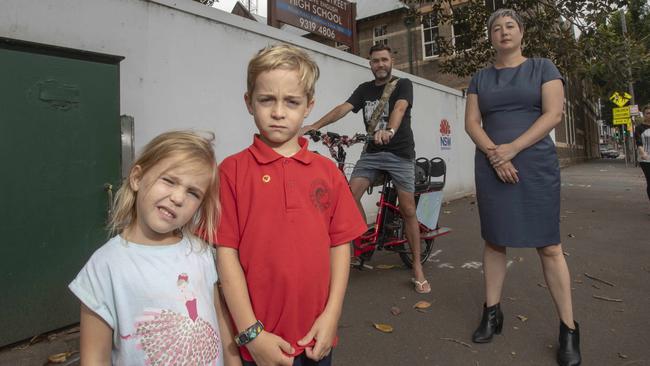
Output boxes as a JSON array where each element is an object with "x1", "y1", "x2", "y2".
[{"x1": 351, "y1": 151, "x2": 415, "y2": 193}]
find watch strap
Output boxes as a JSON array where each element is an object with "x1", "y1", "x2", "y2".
[{"x1": 235, "y1": 320, "x2": 264, "y2": 346}]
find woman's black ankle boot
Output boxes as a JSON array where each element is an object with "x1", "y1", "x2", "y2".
[
  {"x1": 472, "y1": 303, "x2": 504, "y2": 343},
  {"x1": 557, "y1": 321, "x2": 581, "y2": 366}
]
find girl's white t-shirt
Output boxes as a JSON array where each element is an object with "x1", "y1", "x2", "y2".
[{"x1": 69, "y1": 235, "x2": 224, "y2": 366}]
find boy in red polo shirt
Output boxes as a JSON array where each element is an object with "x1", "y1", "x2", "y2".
[{"x1": 215, "y1": 44, "x2": 367, "y2": 366}]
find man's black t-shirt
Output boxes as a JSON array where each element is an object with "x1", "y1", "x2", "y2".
[{"x1": 346, "y1": 78, "x2": 415, "y2": 159}]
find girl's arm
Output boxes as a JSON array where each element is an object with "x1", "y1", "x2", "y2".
[
  {"x1": 298, "y1": 243, "x2": 350, "y2": 361},
  {"x1": 217, "y1": 247, "x2": 294, "y2": 366},
  {"x1": 490, "y1": 79, "x2": 565, "y2": 165},
  {"x1": 79, "y1": 304, "x2": 112, "y2": 366},
  {"x1": 214, "y1": 283, "x2": 243, "y2": 366}
]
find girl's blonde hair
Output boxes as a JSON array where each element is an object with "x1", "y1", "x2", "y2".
[
  {"x1": 108, "y1": 130, "x2": 220, "y2": 244},
  {"x1": 247, "y1": 44, "x2": 320, "y2": 101}
]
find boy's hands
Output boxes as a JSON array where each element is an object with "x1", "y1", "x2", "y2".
[
  {"x1": 246, "y1": 331, "x2": 295, "y2": 366},
  {"x1": 297, "y1": 311, "x2": 338, "y2": 361}
]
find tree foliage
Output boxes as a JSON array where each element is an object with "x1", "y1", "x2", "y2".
[{"x1": 400, "y1": 0, "x2": 650, "y2": 107}]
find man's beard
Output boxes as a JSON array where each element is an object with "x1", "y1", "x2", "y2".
[{"x1": 373, "y1": 67, "x2": 392, "y2": 82}]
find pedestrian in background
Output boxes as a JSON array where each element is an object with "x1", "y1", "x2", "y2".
[
  {"x1": 634, "y1": 105, "x2": 650, "y2": 203},
  {"x1": 464, "y1": 8, "x2": 581, "y2": 366}
]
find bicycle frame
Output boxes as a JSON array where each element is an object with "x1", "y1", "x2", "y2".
[
  {"x1": 306, "y1": 130, "x2": 451, "y2": 265},
  {"x1": 352, "y1": 178, "x2": 446, "y2": 259}
]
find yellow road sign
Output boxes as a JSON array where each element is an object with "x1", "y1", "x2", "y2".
[
  {"x1": 609, "y1": 91, "x2": 632, "y2": 107},
  {"x1": 613, "y1": 106, "x2": 631, "y2": 119},
  {"x1": 613, "y1": 117, "x2": 631, "y2": 125}
]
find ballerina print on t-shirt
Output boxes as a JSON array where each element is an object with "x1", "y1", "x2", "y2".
[{"x1": 122, "y1": 273, "x2": 221, "y2": 365}]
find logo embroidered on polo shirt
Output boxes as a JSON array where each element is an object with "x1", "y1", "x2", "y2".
[
  {"x1": 310, "y1": 179, "x2": 331, "y2": 212},
  {"x1": 262, "y1": 175, "x2": 271, "y2": 183}
]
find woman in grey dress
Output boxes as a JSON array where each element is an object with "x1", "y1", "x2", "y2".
[{"x1": 464, "y1": 9, "x2": 580, "y2": 366}]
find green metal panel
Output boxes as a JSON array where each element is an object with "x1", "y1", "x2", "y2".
[{"x1": 0, "y1": 39, "x2": 122, "y2": 346}]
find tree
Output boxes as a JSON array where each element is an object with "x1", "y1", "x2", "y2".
[{"x1": 402, "y1": 0, "x2": 650, "y2": 114}]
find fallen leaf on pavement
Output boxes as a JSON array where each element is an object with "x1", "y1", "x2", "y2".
[
  {"x1": 48, "y1": 352, "x2": 76, "y2": 364},
  {"x1": 567, "y1": 233, "x2": 576, "y2": 238},
  {"x1": 617, "y1": 352, "x2": 628, "y2": 359},
  {"x1": 413, "y1": 300, "x2": 432, "y2": 309},
  {"x1": 516, "y1": 315, "x2": 528, "y2": 322},
  {"x1": 563, "y1": 251, "x2": 570, "y2": 256},
  {"x1": 376, "y1": 264, "x2": 398, "y2": 270},
  {"x1": 373, "y1": 323, "x2": 394, "y2": 333},
  {"x1": 390, "y1": 306, "x2": 401, "y2": 316}
]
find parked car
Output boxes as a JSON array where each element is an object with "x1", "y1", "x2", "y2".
[{"x1": 599, "y1": 144, "x2": 620, "y2": 159}]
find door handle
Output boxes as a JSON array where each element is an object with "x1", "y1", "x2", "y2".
[{"x1": 104, "y1": 183, "x2": 113, "y2": 219}]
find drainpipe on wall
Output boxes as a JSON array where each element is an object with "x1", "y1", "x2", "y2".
[{"x1": 404, "y1": 15, "x2": 415, "y2": 75}]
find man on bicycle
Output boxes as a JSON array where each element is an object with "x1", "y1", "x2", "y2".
[{"x1": 301, "y1": 44, "x2": 430, "y2": 294}]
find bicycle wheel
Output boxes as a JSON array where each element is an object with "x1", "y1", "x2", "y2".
[{"x1": 397, "y1": 220, "x2": 436, "y2": 268}]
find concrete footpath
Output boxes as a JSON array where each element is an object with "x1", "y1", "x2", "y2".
[{"x1": 1, "y1": 159, "x2": 648, "y2": 366}]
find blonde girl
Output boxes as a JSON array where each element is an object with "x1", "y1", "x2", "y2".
[{"x1": 69, "y1": 130, "x2": 240, "y2": 366}]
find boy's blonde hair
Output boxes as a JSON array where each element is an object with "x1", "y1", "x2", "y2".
[
  {"x1": 108, "y1": 130, "x2": 220, "y2": 244},
  {"x1": 247, "y1": 44, "x2": 320, "y2": 101}
]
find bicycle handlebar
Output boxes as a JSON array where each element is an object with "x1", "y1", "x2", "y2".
[{"x1": 305, "y1": 129, "x2": 371, "y2": 147}]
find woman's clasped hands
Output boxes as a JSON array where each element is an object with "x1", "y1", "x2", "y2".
[{"x1": 487, "y1": 143, "x2": 520, "y2": 184}]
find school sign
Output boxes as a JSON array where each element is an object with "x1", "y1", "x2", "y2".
[{"x1": 268, "y1": 0, "x2": 357, "y2": 52}]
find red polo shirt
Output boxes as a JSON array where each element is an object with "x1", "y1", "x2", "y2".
[{"x1": 216, "y1": 135, "x2": 367, "y2": 361}]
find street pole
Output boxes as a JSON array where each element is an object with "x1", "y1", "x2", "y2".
[{"x1": 620, "y1": 8, "x2": 636, "y2": 166}]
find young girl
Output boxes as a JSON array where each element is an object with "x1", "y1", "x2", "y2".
[{"x1": 69, "y1": 130, "x2": 240, "y2": 366}]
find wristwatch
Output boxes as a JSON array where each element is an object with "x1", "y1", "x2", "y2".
[
  {"x1": 235, "y1": 320, "x2": 264, "y2": 346},
  {"x1": 386, "y1": 127, "x2": 396, "y2": 136}
]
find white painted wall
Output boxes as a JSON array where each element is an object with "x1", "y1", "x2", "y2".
[{"x1": 0, "y1": 0, "x2": 475, "y2": 216}]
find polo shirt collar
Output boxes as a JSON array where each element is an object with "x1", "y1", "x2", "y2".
[{"x1": 248, "y1": 135, "x2": 313, "y2": 165}]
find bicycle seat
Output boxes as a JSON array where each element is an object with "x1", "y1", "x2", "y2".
[
  {"x1": 371, "y1": 172, "x2": 387, "y2": 187},
  {"x1": 414, "y1": 157, "x2": 446, "y2": 193}
]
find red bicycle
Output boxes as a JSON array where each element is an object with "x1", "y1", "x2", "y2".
[{"x1": 306, "y1": 130, "x2": 451, "y2": 268}]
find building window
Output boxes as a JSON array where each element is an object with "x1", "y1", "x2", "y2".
[
  {"x1": 373, "y1": 24, "x2": 388, "y2": 46},
  {"x1": 486, "y1": 0, "x2": 506, "y2": 12},
  {"x1": 452, "y1": 7, "x2": 472, "y2": 51},
  {"x1": 421, "y1": 13, "x2": 439, "y2": 58}
]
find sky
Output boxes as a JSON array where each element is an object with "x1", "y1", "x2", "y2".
[{"x1": 212, "y1": 0, "x2": 268, "y2": 16}]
